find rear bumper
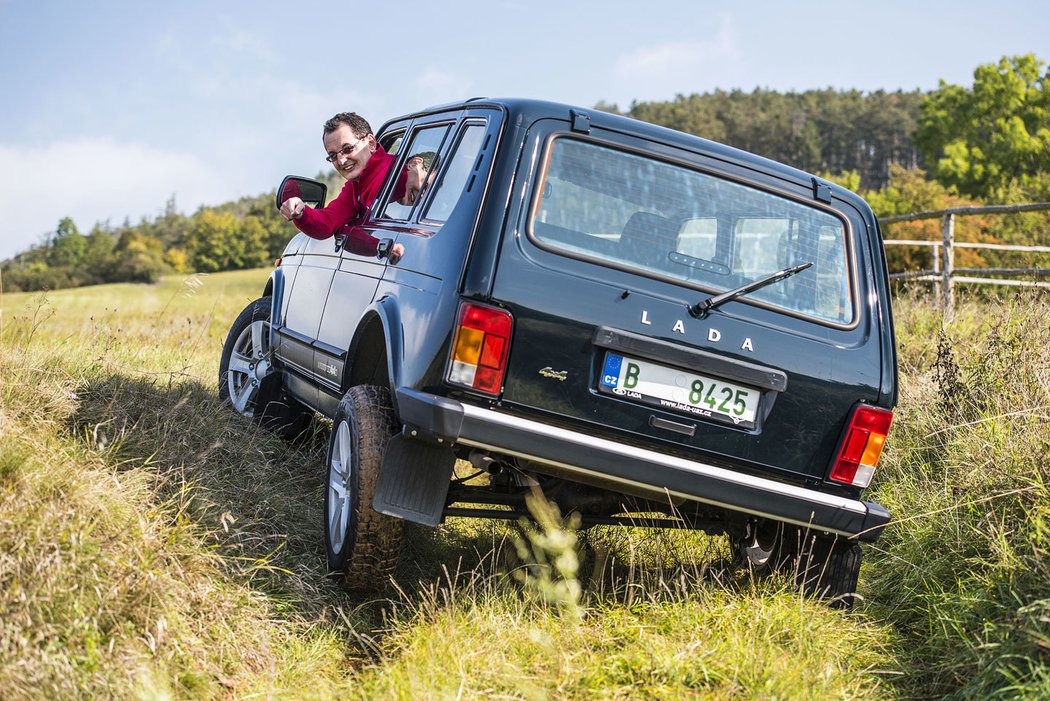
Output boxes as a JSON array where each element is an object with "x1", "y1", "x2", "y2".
[{"x1": 395, "y1": 387, "x2": 890, "y2": 541}]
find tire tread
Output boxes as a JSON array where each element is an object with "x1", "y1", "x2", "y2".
[{"x1": 327, "y1": 385, "x2": 403, "y2": 593}]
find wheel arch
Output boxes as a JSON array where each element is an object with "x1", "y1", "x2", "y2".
[
  {"x1": 264, "y1": 268, "x2": 284, "y2": 350},
  {"x1": 342, "y1": 295, "x2": 404, "y2": 396},
  {"x1": 264, "y1": 268, "x2": 284, "y2": 319}
]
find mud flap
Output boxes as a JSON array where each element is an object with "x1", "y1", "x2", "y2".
[{"x1": 373, "y1": 433, "x2": 455, "y2": 527}]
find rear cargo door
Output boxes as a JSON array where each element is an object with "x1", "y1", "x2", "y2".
[{"x1": 488, "y1": 122, "x2": 883, "y2": 483}]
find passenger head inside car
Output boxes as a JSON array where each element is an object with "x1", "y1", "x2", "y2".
[{"x1": 402, "y1": 150, "x2": 439, "y2": 205}]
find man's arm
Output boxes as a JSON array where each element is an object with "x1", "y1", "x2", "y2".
[{"x1": 292, "y1": 181, "x2": 363, "y2": 240}]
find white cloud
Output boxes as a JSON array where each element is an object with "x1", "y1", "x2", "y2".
[
  {"x1": 411, "y1": 67, "x2": 474, "y2": 109},
  {"x1": 0, "y1": 139, "x2": 227, "y2": 260},
  {"x1": 612, "y1": 18, "x2": 740, "y2": 103}
]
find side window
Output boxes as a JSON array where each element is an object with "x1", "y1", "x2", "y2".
[
  {"x1": 381, "y1": 130, "x2": 405, "y2": 157},
  {"x1": 381, "y1": 124, "x2": 450, "y2": 221},
  {"x1": 421, "y1": 124, "x2": 486, "y2": 224}
]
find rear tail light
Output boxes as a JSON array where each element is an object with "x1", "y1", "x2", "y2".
[
  {"x1": 829, "y1": 405, "x2": 893, "y2": 488},
  {"x1": 447, "y1": 302, "x2": 513, "y2": 396}
]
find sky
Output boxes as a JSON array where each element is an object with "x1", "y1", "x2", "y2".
[{"x1": 1, "y1": 0, "x2": 1048, "y2": 260}]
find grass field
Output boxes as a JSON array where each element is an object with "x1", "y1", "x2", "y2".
[{"x1": 1, "y1": 270, "x2": 1047, "y2": 699}]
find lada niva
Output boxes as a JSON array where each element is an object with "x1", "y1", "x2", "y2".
[{"x1": 219, "y1": 98, "x2": 897, "y2": 605}]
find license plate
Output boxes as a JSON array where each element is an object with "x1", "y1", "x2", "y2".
[{"x1": 599, "y1": 352, "x2": 760, "y2": 428}]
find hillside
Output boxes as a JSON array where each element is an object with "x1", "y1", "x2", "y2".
[{"x1": 1, "y1": 270, "x2": 1047, "y2": 698}]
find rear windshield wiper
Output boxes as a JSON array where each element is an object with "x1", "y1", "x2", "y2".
[{"x1": 688, "y1": 262, "x2": 812, "y2": 318}]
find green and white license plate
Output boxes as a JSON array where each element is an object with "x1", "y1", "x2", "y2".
[{"x1": 599, "y1": 352, "x2": 760, "y2": 428}]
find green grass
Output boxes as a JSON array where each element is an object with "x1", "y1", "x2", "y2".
[
  {"x1": 1, "y1": 271, "x2": 1047, "y2": 699},
  {"x1": 864, "y1": 291, "x2": 1050, "y2": 698}
]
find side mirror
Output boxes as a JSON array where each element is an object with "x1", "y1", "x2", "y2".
[{"x1": 276, "y1": 176, "x2": 327, "y2": 210}]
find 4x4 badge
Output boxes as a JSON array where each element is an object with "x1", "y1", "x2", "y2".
[{"x1": 538, "y1": 367, "x2": 568, "y2": 381}]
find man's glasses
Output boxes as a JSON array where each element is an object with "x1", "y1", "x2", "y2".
[{"x1": 325, "y1": 139, "x2": 368, "y2": 163}]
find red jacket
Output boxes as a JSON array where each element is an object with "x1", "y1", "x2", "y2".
[{"x1": 293, "y1": 145, "x2": 407, "y2": 255}]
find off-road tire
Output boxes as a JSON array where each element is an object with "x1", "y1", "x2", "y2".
[
  {"x1": 738, "y1": 520, "x2": 862, "y2": 609},
  {"x1": 218, "y1": 296, "x2": 312, "y2": 440},
  {"x1": 324, "y1": 385, "x2": 403, "y2": 593}
]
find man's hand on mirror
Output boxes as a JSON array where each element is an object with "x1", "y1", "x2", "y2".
[{"x1": 280, "y1": 197, "x2": 305, "y2": 221}]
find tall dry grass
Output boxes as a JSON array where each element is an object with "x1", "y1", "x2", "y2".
[
  {"x1": 3, "y1": 270, "x2": 1047, "y2": 698},
  {"x1": 866, "y1": 290, "x2": 1050, "y2": 697},
  {"x1": 1, "y1": 271, "x2": 356, "y2": 698}
]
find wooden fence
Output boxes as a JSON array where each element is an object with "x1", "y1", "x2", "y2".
[{"x1": 881, "y1": 202, "x2": 1050, "y2": 317}]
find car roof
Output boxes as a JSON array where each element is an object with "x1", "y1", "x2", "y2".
[{"x1": 381, "y1": 96, "x2": 869, "y2": 211}]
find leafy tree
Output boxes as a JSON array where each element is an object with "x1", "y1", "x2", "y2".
[
  {"x1": 184, "y1": 209, "x2": 270, "y2": 273},
  {"x1": 83, "y1": 226, "x2": 117, "y2": 281},
  {"x1": 47, "y1": 217, "x2": 87, "y2": 268},
  {"x1": 111, "y1": 229, "x2": 169, "y2": 283},
  {"x1": 862, "y1": 165, "x2": 999, "y2": 273},
  {"x1": 55, "y1": 217, "x2": 79, "y2": 239},
  {"x1": 163, "y1": 247, "x2": 191, "y2": 273},
  {"x1": 916, "y1": 54, "x2": 1050, "y2": 200},
  {"x1": 209, "y1": 188, "x2": 301, "y2": 262},
  {"x1": 820, "y1": 169, "x2": 863, "y2": 192},
  {"x1": 628, "y1": 92, "x2": 728, "y2": 143},
  {"x1": 593, "y1": 100, "x2": 622, "y2": 115},
  {"x1": 623, "y1": 88, "x2": 924, "y2": 190},
  {"x1": 238, "y1": 215, "x2": 274, "y2": 268}
]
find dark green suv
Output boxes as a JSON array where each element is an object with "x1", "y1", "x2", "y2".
[{"x1": 219, "y1": 98, "x2": 897, "y2": 606}]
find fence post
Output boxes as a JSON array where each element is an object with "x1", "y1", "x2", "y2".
[
  {"x1": 941, "y1": 213, "x2": 955, "y2": 319},
  {"x1": 932, "y1": 243, "x2": 941, "y2": 300}
]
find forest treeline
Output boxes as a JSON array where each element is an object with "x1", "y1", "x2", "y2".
[
  {"x1": 0, "y1": 171, "x2": 338, "y2": 294},
  {"x1": 3, "y1": 54, "x2": 1048, "y2": 293},
  {"x1": 601, "y1": 89, "x2": 923, "y2": 190}
]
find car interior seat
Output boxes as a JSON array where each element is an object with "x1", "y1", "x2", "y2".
[{"x1": 620, "y1": 212, "x2": 680, "y2": 270}]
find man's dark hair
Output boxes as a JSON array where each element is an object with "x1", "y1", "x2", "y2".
[
  {"x1": 409, "y1": 150, "x2": 438, "y2": 170},
  {"x1": 323, "y1": 112, "x2": 372, "y2": 138}
]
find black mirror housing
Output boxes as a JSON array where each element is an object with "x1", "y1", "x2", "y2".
[{"x1": 276, "y1": 176, "x2": 327, "y2": 211}]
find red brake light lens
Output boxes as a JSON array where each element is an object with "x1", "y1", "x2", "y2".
[
  {"x1": 829, "y1": 405, "x2": 893, "y2": 488},
  {"x1": 447, "y1": 302, "x2": 513, "y2": 396}
]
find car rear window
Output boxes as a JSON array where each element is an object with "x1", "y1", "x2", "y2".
[{"x1": 528, "y1": 137, "x2": 854, "y2": 325}]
